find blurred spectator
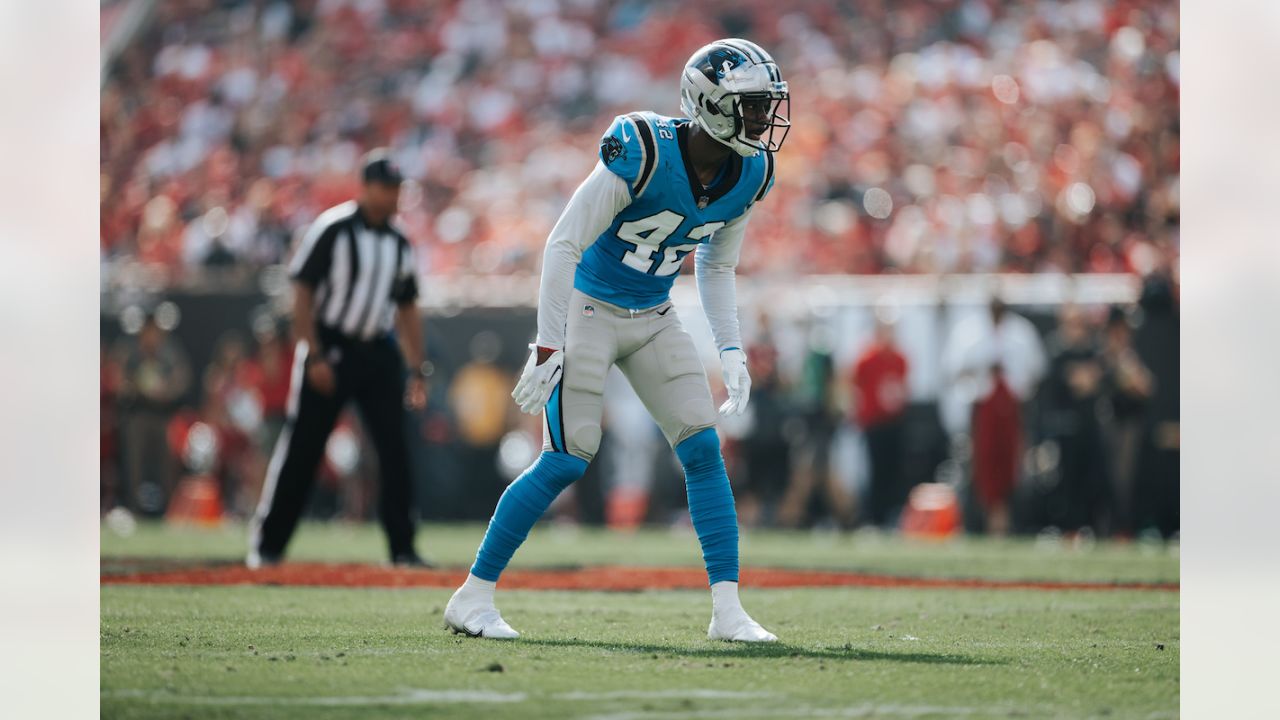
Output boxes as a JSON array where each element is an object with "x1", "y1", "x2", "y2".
[
  {"x1": 112, "y1": 314, "x2": 192, "y2": 515},
  {"x1": 850, "y1": 315, "x2": 910, "y2": 528},
  {"x1": 447, "y1": 331, "x2": 511, "y2": 516},
  {"x1": 778, "y1": 324, "x2": 856, "y2": 529},
  {"x1": 200, "y1": 331, "x2": 266, "y2": 515},
  {"x1": 1132, "y1": 272, "x2": 1179, "y2": 538},
  {"x1": 1099, "y1": 305, "x2": 1153, "y2": 537},
  {"x1": 246, "y1": 319, "x2": 295, "y2": 446},
  {"x1": 944, "y1": 298, "x2": 1046, "y2": 534},
  {"x1": 100, "y1": 341, "x2": 121, "y2": 512},
  {"x1": 735, "y1": 338, "x2": 794, "y2": 527},
  {"x1": 1038, "y1": 305, "x2": 1109, "y2": 534}
]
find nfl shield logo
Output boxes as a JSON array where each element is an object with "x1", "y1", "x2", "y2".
[{"x1": 583, "y1": 304, "x2": 595, "y2": 317}]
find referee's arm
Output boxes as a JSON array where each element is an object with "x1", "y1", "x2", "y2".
[
  {"x1": 392, "y1": 246, "x2": 427, "y2": 410},
  {"x1": 288, "y1": 217, "x2": 340, "y2": 395}
]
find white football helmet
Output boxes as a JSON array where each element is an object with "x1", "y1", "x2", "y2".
[{"x1": 680, "y1": 38, "x2": 790, "y2": 157}]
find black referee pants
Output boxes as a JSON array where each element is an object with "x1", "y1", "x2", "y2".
[{"x1": 252, "y1": 331, "x2": 416, "y2": 559}]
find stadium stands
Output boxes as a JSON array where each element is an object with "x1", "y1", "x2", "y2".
[{"x1": 101, "y1": 0, "x2": 1179, "y2": 284}]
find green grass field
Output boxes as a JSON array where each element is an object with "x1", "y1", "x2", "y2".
[{"x1": 101, "y1": 522, "x2": 1179, "y2": 719}]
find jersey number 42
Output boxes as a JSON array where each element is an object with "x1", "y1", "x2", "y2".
[{"x1": 618, "y1": 210, "x2": 725, "y2": 277}]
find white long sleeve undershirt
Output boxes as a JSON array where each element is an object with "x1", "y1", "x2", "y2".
[
  {"x1": 695, "y1": 210, "x2": 751, "y2": 352},
  {"x1": 535, "y1": 162, "x2": 633, "y2": 349}
]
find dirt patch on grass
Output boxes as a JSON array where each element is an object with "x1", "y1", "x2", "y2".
[{"x1": 100, "y1": 562, "x2": 1177, "y2": 592}]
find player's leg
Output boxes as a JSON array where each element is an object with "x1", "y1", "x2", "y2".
[
  {"x1": 249, "y1": 344, "x2": 348, "y2": 565},
  {"x1": 617, "y1": 313, "x2": 777, "y2": 642},
  {"x1": 469, "y1": 305, "x2": 613, "y2": 581},
  {"x1": 446, "y1": 290, "x2": 614, "y2": 638},
  {"x1": 350, "y1": 340, "x2": 419, "y2": 563}
]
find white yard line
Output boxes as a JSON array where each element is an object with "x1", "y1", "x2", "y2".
[
  {"x1": 102, "y1": 688, "x2": 778, "y2": 705},
  {"x1": 102, "y1": 688, "x2": 527, "y2": 705},
  {"x1": 101, "y1": 688, "x2": 1100, "y2": 719},
  {"x1": 554, "y1": 690, "x2": 780, "y2": 701},
  {"x1": 579, "y1": 705, "x2": 1044, "y2": 720}
]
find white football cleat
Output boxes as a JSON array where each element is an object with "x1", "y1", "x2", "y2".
[
  {"x1": 708, "y1": 607, "x2": 778, "y2": 643},
  {"x1": 443, "y1": 586, "x2": 520, "y2": 640}
]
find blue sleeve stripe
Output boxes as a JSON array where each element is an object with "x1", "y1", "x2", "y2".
[
  {"x1": 626, "y1": 113, "x2": 658, "y2": 197},
  {"x1": 545, "y1": 382, "x2": 565, "y2": 453}
]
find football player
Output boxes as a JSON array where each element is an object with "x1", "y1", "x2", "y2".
[{"x1": 445, "y1": 39, "x2": 789, "y2": 642}]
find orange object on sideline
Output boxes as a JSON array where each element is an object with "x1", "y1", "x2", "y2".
[
  {"x1": 165, "y1": 475, "x2": 224, "y2": 526},
  {"x1": 605, "y1": 488, "x2": 649, "y2": 531},
  {"x1": 900, "y1": 483, "x2": 961, "y2": 539}
]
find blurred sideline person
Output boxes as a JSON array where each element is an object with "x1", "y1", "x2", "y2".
[
  {"x1": 1039, "y1": 305, "x2": 1108, "y2": 534},
  {"x1": 850, "y1": 315, "x2": 910, "y2": 529},
  {"x1": 1131, "y1": 272, "x2": 1178, "y2": 538},
  {"x1": 943, "y1": 297, "x2": 1046, "y2": 535},
  {"x1": 778, "y1": 324, "x2": 856, "y2": 529},
  {"x1": 445, "y1": 39, "x2": 789, "y2": 642},
  {"x1": 735, "y1": 340, "x2": 793, "y2": 527},
  {"x1": 1099, "y1": 306, "x2": 1153, "y2": 537},
  {"x1": 447, "y1": 332, "x2": 511, "y2": 516},
  {"x1": 113, "y1": 314, "x2": 192, "y2": 515},
  {"x1": 248, "y1": 150, "x2": 430, "y2": 568}
]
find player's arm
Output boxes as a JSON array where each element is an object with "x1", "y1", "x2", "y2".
[
  {"x1": 695, "y1": 210, "x2": 753, "y2": 415},
  {"x1": 534, "y1": 161, "x2": 634, "y2": 351},
  {"x1": 513, "y1": 116, "x2": 642, "y2": 414}
]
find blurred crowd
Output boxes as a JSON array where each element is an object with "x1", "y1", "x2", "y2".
[
  {"x1": 101, "y1": 272, "x2": 1179, "y2": 540},
  {"x1": 715, "y1": 274, "x2": 1177, "y2": 540},
  {"x1": 100, "y1": 0, "x2": 1179, "y2": 539},
  {"x1": 101, "y1": 314, "x2": 296, "y2": 517},
  {"x1": 101, "y1": 0, "x2": 1179, "y2": 286}
]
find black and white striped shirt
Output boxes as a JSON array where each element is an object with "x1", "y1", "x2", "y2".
[{"x1": 288, "y1": 201, "x2": 419, "y2": 341}]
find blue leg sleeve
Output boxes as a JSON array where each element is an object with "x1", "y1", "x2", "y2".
[
  {"x1": 470, "y1": 451, "x2": 589, "y2": 581},
  {"x1": 676, "y1": 428, "x2": 740, "y2": 585}
]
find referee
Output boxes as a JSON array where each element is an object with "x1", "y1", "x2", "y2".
[{"x1": 248, "y1": 149, "x2": 431, "y2": 568}]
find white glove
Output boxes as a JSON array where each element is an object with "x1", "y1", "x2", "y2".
[
  {"x1": 718, "y1": 348, "x2": 751, "y2": 416},
  {"x1": 512, "y1": 345, "x2": 564, "y2": 414}
]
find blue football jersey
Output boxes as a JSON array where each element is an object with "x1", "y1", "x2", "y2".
[{"x1": 574, "y1": 112, "x2": 776, "y2": 309}]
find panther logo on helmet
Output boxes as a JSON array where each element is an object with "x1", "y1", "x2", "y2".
[{"x1": 701, "y1": 47, "x2": 747, "y2": 84}]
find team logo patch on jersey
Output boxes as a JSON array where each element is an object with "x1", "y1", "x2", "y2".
[
  {"x1": 582, "y1": 304, "x2": 595, "y2": 317},
  {"x1": 601, "y1": 136, "x2": 626, "y2": 166}
]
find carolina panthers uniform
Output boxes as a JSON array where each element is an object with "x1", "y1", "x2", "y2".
[
  {"x1": 541, "y1": 112, "x2": 775, "y2": 464},
  {"x1": 578, "y1": 111, "x2": 774, "y2": 310},
  {"x1": 449, "y1": 38, "x2": 788, "y2": 643}
]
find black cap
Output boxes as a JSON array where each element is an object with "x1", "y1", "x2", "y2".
[{"x1": 361, "y1": 148, "x2": 403, "y2": 186}]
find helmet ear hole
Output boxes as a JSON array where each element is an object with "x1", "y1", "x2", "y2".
[{"x1": 703, "y1": 98, "x2": 720, "y2": 116}]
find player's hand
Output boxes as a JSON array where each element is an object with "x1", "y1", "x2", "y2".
[
  {"x1": 306, "y1": 358, "x2": 336, "y2": 395},
  {"x1": 404, "y1": 376, "x2": 428, "y2": 411},
  {"x1": 513, "y1": 345, "x2": 564, "y2": 414},
  {"x1": 718, "y1": 348, "x2": 751, "y2": 416}
]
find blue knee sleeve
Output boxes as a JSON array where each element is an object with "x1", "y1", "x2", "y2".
[
  {"x1": 676, "y1": 428, "x2": 740, "y2": 585},
  {"x1": 470, "y1": 451, "x2": 588, "y2": 581}
]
